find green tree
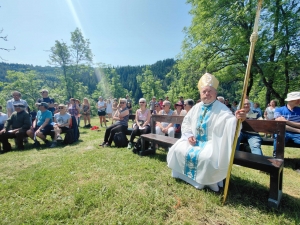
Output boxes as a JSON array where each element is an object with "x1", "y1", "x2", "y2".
[
  {"x1": 48, "y1": 28, "x2": 93, "y2": 98},
  {"x1": 92, "y1": 65, "x2": 128, "y2": 101},
  {"x1": 1, "y1": 70, "x2": 42, "y2": 108},
  {"x1": 136, "y1": 67, "x2": 165, "y2": 102},
  {"x1": 177, "y1": 0, "x2": 300, "y2": 106}
]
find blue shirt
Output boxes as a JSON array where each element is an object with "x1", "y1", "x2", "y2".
[
  {"x1": 36, "y1": 110, "x2": 53, "y2": 126},
  {"x1": 274, "y1": 105, "x2": 300, "y2": 123}
]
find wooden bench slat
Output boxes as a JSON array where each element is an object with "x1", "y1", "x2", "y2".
[{"x1": 234, "y1": 151, "x2": 284, "y2": 172}]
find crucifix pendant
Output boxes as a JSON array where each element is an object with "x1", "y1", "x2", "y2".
[{"x1": 197, "y1": 126, "x2": 205, "y2": 136}]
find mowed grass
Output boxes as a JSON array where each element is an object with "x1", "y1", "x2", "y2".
[{"x1": 0, "y1": 117, "x2": 299, "y2": 224}]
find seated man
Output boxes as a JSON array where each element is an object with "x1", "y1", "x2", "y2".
[
  {"x1": 155, "y1": 101, "x2": 175, "y2": 138},
  {"x1": 0, "y1": 103, "x2": 31, "y2": 153},
  {"x1": 273, "y1": 92, "x2": 300, "y2": 157},
  {"x1": 50, "y1": 104, "x2": 71, "y2": 148},
  {"x1": 167, "y1": 73, "x2": 246, "y2": 192},
  {"x1": 26, "y1": 102, "x2": 53, "y2": 147},
  {"x1": 236, "y1": 99, "x2": 263, "y2": 155}
]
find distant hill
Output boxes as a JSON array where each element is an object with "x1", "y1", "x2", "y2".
[{"x1": 0, "y1": 59, "x2": 176, "y2": 103}]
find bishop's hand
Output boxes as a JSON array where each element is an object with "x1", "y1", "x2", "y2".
[
  {"x1": 188, "y1": 136, "x2": 196, "y2": 146},
  {"x1": 235, "y1": 109, "x2": 246, "y2": 122}
]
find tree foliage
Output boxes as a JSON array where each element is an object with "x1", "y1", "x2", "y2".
[
  {"x1": 136, "y1": 66, "x2": 165, "y2": 101},
  {"x1": 49, "y1": 28, "x2": 93, "y2": 98},
  {"x1": 176, "y1": 0, "x2": 300, "y2": 106}
]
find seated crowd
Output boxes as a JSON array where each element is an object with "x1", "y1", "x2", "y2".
[
  {"x1": 0, "y1": 87, "x2": 299, "y2": 161},
  {"x1": 0, "y1": 90, "x2": 84, "y2": 153}
]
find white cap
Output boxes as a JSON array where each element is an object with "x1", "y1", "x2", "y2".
[{"x1": 285, "y1": 92, "x2": 300, "y2": 101}]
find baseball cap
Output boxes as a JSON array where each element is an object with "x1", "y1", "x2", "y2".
[
  {"x1": 13, "y1": 102, "x2": 25, "y2": 108},
  {"x1": 37, "y1": 102, "x2": 49, "y2": 108}
]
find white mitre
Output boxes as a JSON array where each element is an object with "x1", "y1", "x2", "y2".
[{"x1": 198, "y1": 73, "x2": 219, "y2": 90}]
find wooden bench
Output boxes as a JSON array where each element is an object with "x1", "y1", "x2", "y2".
[
  {"x1": 233, "y1": 120, "x2": 285, "y2": 208},
  {"x1": 140, "y1": 116, "x2": 286, "y2": 208},
  {"x1": 140, "y1": 115, "x2": 184, "y2": 155}
]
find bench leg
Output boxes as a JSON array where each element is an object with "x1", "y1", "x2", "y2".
[
  {"x1": 140, "y1": 137, "x2": 145, "y2": 154},
  {"x1": 139, "y1": 138, "x2": 156, "y2": 156},
  {"x1": 268, "y1": 169, "x2": 283, "y2": 208}
]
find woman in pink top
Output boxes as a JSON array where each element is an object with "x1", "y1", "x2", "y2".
[{"x1": 127, "y1": 98, "x2": 151, "y2": 149}]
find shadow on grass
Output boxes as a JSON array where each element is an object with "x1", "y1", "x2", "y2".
[
  {"x1": 283, "y1": 158, "x2": 300, "y2": 170},
  {"x1": 2, "y1": 139, "x2": 86, "y2": 153},
  {"x1": 148, "y1": 151, "x2": 167, "y2": 162},
  {"x1": 224, "y1": 175, "x2": 300, "y2": 220},
  {"x1": 171, "y1": 174, "x2": 299, "y2": 222}
]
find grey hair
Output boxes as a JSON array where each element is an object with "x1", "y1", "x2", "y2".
[
  {"x1": 217, "y1": 96, "x2": 224, "y2": 101},
  {"x1": 184, "y1": 99, "x2": 194, "y2": 106},
  {"x1": 163, "y1": 100, "x2": 171, "y2": 106},
  {"x1": 139, "y1": 98, "x2": 147, "y2": 104}
]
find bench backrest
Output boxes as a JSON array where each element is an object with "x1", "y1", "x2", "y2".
[
  {"x1": 150, "y1": 115, "x2": 184, "y2": 134},
  {"x1": 242, "y1": 120, "x2": 286, "y2": 159}
]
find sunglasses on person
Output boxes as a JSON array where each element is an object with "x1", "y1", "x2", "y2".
[
  {"x1": 40, "y1": 91, "x2": 47, "y2": 94},
  {"x1": 120, "y1": 102, "x2": 126, "y2": 104},
  {"x1": 58, "y1": 107, "x2": 64, "y2": 109},
  {"x1": 139, "y1": 102, "x2": 145, "y2": 103},
  {"x1": 14, "y1": 106, "x2": 22, "y2": 108}
]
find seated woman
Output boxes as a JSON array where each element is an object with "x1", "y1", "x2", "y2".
[
  {"x1": 127, "y1": 98, "x2": 151, "y2": 149},
  {"x1": 180, "y1": 99, "x2": 195, "y2": 116},
  {"x1": 50, "y1": 104, "x2": 71, "y2": 148},
  {"x1": 173, "y1": 101, "x2": 183, "y2": 116},
  {"x1": 100, "y1": 98, "x2": 129, "y2": 147},
  {"x1": 152, "y1": 102, "x2": 161, "y2": 115},
  {"x1": 173, "y1": 101, "x2": 184, "y2": 133},
  {"x1": 155, "y1": 101, "x2": 175, "y2": 138}
]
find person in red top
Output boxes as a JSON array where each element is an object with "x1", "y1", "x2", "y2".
[{"x1": 158, "y1": 98, "x2": 163, "y2": 110}]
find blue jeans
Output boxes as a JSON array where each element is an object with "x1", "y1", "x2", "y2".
[
  {"x1": 273, "y1": 132, "x2": 300, "y2": 155},
  {"x1": 236, "y1": 131, "x2": 263, "y2": 155}
]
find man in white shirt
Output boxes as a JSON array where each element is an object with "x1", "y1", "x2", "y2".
[{"x1": 6, "y1": 91, "x2": 28, "y2": 117}]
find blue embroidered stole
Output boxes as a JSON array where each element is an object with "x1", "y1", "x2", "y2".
[{"x1": 184, "y1": 103, "x2": 213, "y2": 180}]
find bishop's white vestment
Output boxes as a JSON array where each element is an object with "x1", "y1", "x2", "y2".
[{"x1": 167, "y1": 100, "x2": 238, "y2": 186}]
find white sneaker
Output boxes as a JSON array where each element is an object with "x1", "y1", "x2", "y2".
[
  {"x1": 57, "y1": 135, "x2": 63, "y2": 141},
  {"x1": 127, "y1": 142, "x2": 132, "y2": 149}
]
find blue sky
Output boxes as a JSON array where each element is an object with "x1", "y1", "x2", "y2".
[{"x1": 0, "y1": 0, "x2": 191, "y2": 67}]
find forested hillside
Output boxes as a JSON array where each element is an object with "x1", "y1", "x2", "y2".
[{"x1": 0, "y1": 59, "x2": 176, "y2": 108}]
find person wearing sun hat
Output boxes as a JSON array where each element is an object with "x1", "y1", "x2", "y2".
[
  {"x1": 273, "y1": 91, "x2": 300, "y2": 158},
  {"x1": 167, "y1": 73, "x2": 246, "y2": 192}
]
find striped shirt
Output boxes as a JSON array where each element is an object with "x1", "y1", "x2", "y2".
[{"x1": 274, "y1": 105, "x2": 300, "y2": 123}]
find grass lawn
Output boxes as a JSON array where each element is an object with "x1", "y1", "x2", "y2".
[{"x1": 0, "y1": 117, "x2": 299, "y2": 224}]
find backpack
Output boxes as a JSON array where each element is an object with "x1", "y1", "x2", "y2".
[
  {"x1": 113, "y1": 132, "x2": 128, "y2": 147},
  {"x1": 63, "y1": 129, "x2": 74, "y2": 145}
]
